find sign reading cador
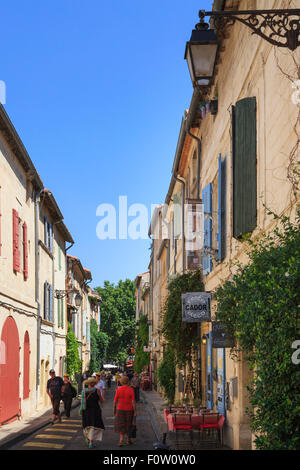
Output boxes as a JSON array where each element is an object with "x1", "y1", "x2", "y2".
[
  {"x1": 182, "y1": 292, "x2": 211, "y2": 323},
  {"x1": 212, "y1": 322, "x2": 235, "y2": 348}
]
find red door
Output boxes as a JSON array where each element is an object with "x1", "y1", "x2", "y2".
[
  {"x1": 23, "y1": 332, "x2": 30, "y2": 399},
  {"x1": 0, "y1": 317, "x2": 20, "y2": 424}
]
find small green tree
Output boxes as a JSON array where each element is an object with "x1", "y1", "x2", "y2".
[
  {"x1": 66, "y1": 323, "x2": 82, "y2": 379},
  {"x1": 89, "y1": 319, "x2": 109, "y2": 373},
  {"x1": 134, "y1": 316, "x2": 150, "y2": 373},
  {"x1": 95, "y1": 279, "x2": 136, "y2": 363}
]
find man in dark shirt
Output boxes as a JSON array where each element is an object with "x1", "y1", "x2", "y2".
[{"x1": 47, "y1": 369, "x2": 64, "y2": 424}]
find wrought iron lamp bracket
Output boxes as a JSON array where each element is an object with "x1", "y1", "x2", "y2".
[{"x1": 197, "y1": 9, "x2": 300, "y2": 51}]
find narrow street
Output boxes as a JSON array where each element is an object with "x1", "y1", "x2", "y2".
[{"x1": 10, "y1": 384, "x2": 157, "y2": 451}]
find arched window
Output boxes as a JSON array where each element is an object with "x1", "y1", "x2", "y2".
[{"x1": 23, "y1": 331, "x2": 30, "y2": 399}]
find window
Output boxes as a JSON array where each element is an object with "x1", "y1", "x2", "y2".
[
  {"x1": 43, "y1": 216, "x2": 53, "y2": 252},
  {"x1": 232, "y1": 97, "x2": 257, "y2": 238},
  {"x1": 44, "y1": 281, "x2": 53, "y2": 322}
]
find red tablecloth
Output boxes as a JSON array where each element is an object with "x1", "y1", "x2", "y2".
[{"x1": 167, "y1": 413, "x2": 225, "y2": 431}]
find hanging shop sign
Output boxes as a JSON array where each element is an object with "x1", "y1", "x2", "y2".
[
  {"x1": 182, "y1": 292, "x2": 211, "y2": 322},
  {"x1": 212, "y1": 322, "x2": 235, "y2": 348}
]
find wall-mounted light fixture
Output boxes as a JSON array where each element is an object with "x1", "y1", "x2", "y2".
[{"x1": 185, "y1": 9, "x2": 300, "y2": 89}]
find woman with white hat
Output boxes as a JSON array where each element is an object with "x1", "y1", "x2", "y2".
[{"x1": 79, "y1": 377, "x2": 105, "y2": 448}]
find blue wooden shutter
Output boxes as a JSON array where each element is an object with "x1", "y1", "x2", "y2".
[
  {"x1": 217, "y1": 155, "x2": 226, "y2": 261},
  {"x1": 217, "y1": 348, "x2": 226, "y2": 416},
  {"x1": 44, "y1": 281, "x2": 48, "y2": 320},
  {"x1": 202, "y1": 183, "x2": 213, "y2": 275},
  {"x1": 49, "y1": 284, "x2": 53, "y2": 322},
  {"x1": 207, "y1": 332, "x2": 213, "y2": 409},
  {"x1": 49, "y1": 223, "x2": 53, "y2": 252}
]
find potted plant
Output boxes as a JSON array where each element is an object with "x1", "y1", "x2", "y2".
[
  {"x1": 192, "y1": 398, "x2": 202, "y2": 414},
  {"x1": 182, "y1": 396, "x2": 191, "y2": 412}
]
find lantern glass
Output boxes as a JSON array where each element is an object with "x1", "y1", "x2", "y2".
[
  {"x1": 191, "y1": 43, "x2": 218, "y2": 79},
  {"x1": 185, "y1": 28, "x2": 219, "y2": 86},
  {"x1": 75, "y1": 293, "x2": 82, "y2": 307}
]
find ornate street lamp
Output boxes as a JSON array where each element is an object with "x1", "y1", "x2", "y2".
[
  {"x1": 185, "y1": 9, "x2": 300, "y2": 88},
  {"x1": 75, "y1": 293, "x2": 83, "y2": 308},
  {"x1": 185, "y1": 19, "x2": 219, "y2": 88},
  {"x1": 55, "y1": 288, "x2": 83, "y2": 311}
]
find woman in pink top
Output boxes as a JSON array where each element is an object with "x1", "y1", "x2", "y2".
[{"x1": 113, "y1": 375, "x2": 136, "y2": 446}]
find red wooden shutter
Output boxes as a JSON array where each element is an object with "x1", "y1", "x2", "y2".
[
  {"x1": 12, "y1": 209, "x2": 20, "y2": 272},
  {"x1": 23, "y1": 222, "x2": 28, "y2": 280},
  {"x1": 0, "y1": 186, "x2": 2, "y2": 256},
  {"x1": 23, "y1": 331, "x2": 30, "y2": 399}
]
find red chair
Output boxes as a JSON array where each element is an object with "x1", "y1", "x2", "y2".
[
  {"x1": 173, "y1": 414, "x2": 193, "y2": 449},
  {"x1": 200, "y1": 413, "x2": 219, "y2": 429},
  {"x1": 199, "y1": 413, "x2": 220, "y2": 448}
]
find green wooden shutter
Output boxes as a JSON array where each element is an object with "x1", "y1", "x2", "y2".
[
  {"x1": 233, "y1": 97, "x2": 257, "y2": 238},
  {"x1": 61, "y1": 298, "x2": 64, "y2": 328},
  {"x1": 58, "y1": 296, "x2": 61, "y2": 328},
  {"x1": 58, "y1": 245, "x2": 62, "y2": 271}
]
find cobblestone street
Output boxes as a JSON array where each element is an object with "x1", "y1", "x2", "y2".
[{"x1": 10, "y1": 384, "x2": 157, "y2": 451}]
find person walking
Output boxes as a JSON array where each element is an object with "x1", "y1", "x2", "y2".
[
  {"x1": 115, "y1": 371, "x2": 120, "y2": 387},
  {"x1": 107, "y1": 372, "x2": 112, "y2": 389},
  {"x1": 61, "y1": 374, "x2": 76, "y2": 418},
  {"x1": 130, "y1": 372, "x2": 141, "y2": 403},
  {"x1": 95, "y1": 372, "x2": 106, "y2": 401},
  {"x1": 113, "y1": 375, "x2": 136, "y2": 447},
  {"x1": 47, "y1": 369, "x2": 64, "y2": 425},
  {"x1": 80, "y1": 377, "x2": 105, "y2": 448}
]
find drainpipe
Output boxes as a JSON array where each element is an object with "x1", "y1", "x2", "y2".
[
  {"x1": 185, "y1": 124, "x2": 202, "y2": 201},
  {"x1": 174, "y1": 175, "x2": 186, "y2": 274},
  {"x1": 35, "y1": 190, "x2": 43, "y2": 408}
]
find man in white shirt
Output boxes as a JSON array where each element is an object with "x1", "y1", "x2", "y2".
[{"x1": 95, "y1": 372, "x2": 106, "y2": 401}]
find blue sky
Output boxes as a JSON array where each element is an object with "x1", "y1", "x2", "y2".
[{"x1": 1, "y1": 0, "x2": 212, "y2": 287}]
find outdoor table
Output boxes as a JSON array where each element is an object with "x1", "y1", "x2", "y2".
[
  {"x1": 141, "y1": 377, "x2": 150, "y2": 391},
  {"x1": 167, "y1": 413, "x2": 204, "y2": 431},
  {"x1": 167, "y1": 411, "x2": 223, "y2": 432}
]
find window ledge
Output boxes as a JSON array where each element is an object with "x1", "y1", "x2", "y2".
[
  {"x1": 41, "y1": 319, "x2": 54, "y2": 327},
  {"x1": 39, "y1": 240, "x2": 54, "y2": 259}
]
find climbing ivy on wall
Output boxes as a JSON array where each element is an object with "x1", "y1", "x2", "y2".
[
  {"x1": 162, "y1": 270, "x2": 204, "y2": 369},
  {"x1": 215, "y1": 211, "x2": 300, "y2": 450},
  {"x1": 66, "y1": 323, "x2": 82, "y2": 379},
  {"x1": 157, "y1": 344, "x2": 176, "y2": 404}
]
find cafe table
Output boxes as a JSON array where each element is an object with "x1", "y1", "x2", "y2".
[{"x1": 167, "y1": 413, "x2": 205, "y2": 431}]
